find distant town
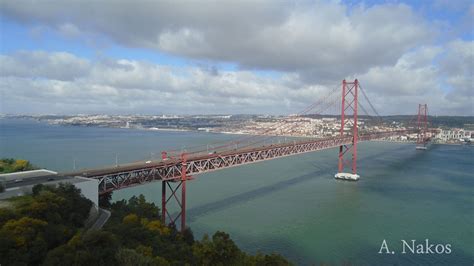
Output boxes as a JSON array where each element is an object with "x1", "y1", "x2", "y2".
[{"x1": 2, "y1": 114, "x2": 473, "y2": 145}]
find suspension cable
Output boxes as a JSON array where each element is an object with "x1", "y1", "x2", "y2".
[
  {"x1": 180, "y1": 84, "x2": 341, "y2": 155},
  {"x1": 359, "y1": 84, "x2": 382, "y2": 121}
]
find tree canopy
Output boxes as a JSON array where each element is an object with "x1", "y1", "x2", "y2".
[
  {"x1": 0, "y1": 185, "x2": 292, "y2": 265},
  {"x1": 0, "y1": 158, "x2": 36, "y2": 174},
  {"x1": 0, "y1": 183, "x2": 92, "y2": 265}
]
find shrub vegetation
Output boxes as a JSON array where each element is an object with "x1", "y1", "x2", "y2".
[
  {"x1": 0, "y1": 158, "x2": 36, "y2": 174},
  {"x1": 0, "y1": 184, "x2": 291, "y2": 265}
]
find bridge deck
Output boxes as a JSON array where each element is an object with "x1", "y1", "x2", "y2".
[{"x1": 61, "y1": 129, "x2": 417, "y2": 194}]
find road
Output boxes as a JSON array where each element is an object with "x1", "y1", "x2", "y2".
[
  {"x1": 4, "y1": 174, "x2": 69, "y2": 189},
  {"x1": 89, "y1": 208, "x2": 111, "y2": 230}
]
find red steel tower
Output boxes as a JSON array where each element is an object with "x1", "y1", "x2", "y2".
[
  {"x1": 416, "y1": 104, "x2": 428, "y2": 149},
  {"x1": 161, "y1": 153, "x2": 189, "y2": 232},
  {"x1": 335, "y1": 79, "x2": 360, "y2": 181}
]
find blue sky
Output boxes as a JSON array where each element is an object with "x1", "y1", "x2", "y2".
[
  {"x1": 0, "y1": 16, "x2": 280, "y2": 76},
  {"x1": 0, "y1": 0, "x2": 472, "y2": 115},
  {"x1": 1, "y1": 1, "x2": 471, "y2": 63},
  {"x1": 1, "y1": 17, "x2": 190, "y2": 67}
]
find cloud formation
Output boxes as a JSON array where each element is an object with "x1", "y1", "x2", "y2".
[
  {"x1": 1, "y1": 45, "x2": 471, "y2": 115},
  {"x1": 1, "y1": 1, "x2": 432, "y2": 78},
  {"x1": 0, "y1": 51, "x2": 328, "y2": 114},
  {"x1": 0, "y1": 0, "x2": 472, "y2": 115}
]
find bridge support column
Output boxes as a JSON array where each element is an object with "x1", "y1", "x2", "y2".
[
  {"x1": 335, "y1": 79, "x2": 360, "y2": 181},
  {"x1": 161, "y1": 181, "x2": 166, "y2": 224},
  {"x1": 160, "y1": 153, "x2": 189, "y2": 232},
  {"x1": 416, "y1": 104, "x2": 428, "y2": 150},
  {"x1": 180, "y1": 153, "x2": 187, "y2": 233}
]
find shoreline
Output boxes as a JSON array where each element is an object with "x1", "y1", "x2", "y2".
[
  {"x1": 144, "y1": 127, "x2": 191, "y2": 132},
  {"x1": 369, "y1": 139, "x2": 415, "y2": 144},
  {"x1": 4, "y1": 117, "x2": 471, "y2": 146}
]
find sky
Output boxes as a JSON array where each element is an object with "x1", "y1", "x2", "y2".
[{"x1": 0, "y1": 0, "x2": 472, "y2": 116}]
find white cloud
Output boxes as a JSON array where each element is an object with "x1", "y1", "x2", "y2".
[
  {"x1": 439, "y1": 40, "x2": 474, "y2": 114},
  {"x1": 360, "y1": 46, "x2": 442, "y2": 96},
  {"x1": 359, "y1": 41, "x2": 473, "y2": 115},
  {"x1": 57, "y1": 23, "x2": 82, "y2": 39},
  {"x1": 0, "y1": 48, "x2": 472, "y2": 115},
  {"x1": 0, "y1": 1, "x2": 471, "y2": 115},
  {"x1": 0, "y1": 0, "x2": 433, "y2": 79},
  {"x1": 0, "y1": 51, "x2": 90, "y2": 81},
  {"x1": 0, "y1": 51, "x2": 331, "y2": 114}
]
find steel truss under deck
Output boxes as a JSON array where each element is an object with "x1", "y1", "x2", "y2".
[{"x1": 91, "y1": 129, "x2": 417, "y2": 196}]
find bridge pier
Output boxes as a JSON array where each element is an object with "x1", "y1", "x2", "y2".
[
  {"x1": 161, "y1": 153, "x2": 189, "y2": 232},
  {"x1": 161, "y1": 181, "x2": 166, "y2": 224},
  {"x1": 416, "y1": 104, "x2": 428, "y2": 150}
]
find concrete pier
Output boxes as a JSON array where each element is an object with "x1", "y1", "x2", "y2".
[{"x1": 335, "y1": 172, "x2": 360, "y2": 181}]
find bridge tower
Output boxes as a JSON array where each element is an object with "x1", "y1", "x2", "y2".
[
  {"x1": 161, "y1": 153, "x2": 189, "y2": 232},
  {"x1": 416, "y1": 104, "x2": 428, "y2": 150},
  {"x1": 335, "y1": 79, "x2": 360, "y2": 181}
]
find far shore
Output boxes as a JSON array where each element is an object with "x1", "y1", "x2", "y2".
[
  {"x1": 144, "y1": 127, "x2": 190, "y2": 132},
  {"x1": 7, "y1": 117, "x2": 470, "y2": 146}
]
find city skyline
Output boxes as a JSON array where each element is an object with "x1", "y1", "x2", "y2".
[{"x1": 0, "y1": 0, "x2": 472, "y2": 116}]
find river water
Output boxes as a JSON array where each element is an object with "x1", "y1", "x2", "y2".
[{"x1": 1, "y1": 118, "x2": 473, "y2": 265}]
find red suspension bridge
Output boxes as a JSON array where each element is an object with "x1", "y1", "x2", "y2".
[{"x1": 65, "y1": 79, "x2": 434, "y2": 232}]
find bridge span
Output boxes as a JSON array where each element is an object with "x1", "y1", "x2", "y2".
[
  {"x1": 61, "y1": 128, "x2": 421, "y2": 231},
  {"x1": 60, "y1": 79, "x2": 432, "y2": 232},
  {"x1": 65, "y1": 129, "x2": 417, "y2": 194}
]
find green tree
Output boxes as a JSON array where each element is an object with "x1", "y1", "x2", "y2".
[
  {"x1": 1, "y1": 183, "x2": 291, "y2": 265},
  {"x1": 99, "y1": 192, "x2": 113, "y2": 208},
  {"x1": 17, "y1": 184, "x2": 92, "y2": 228},
  {"x1": 0, "y1": 158, "x2": 36, "y2": 173},
  {"x1": 0, "y1": 207, "x2": 17, "y2": 227},
  {"x1": 13, "y1": 159, "x2": 30, "y2": 171},
  {"x1": 18, "y1": 190, "x2": 65, "y2": 224},
  {"x1": 128, "y1": 194, "x2": 160, "y2": 219},
  {"x1": 193, "y1": 231, "x2": 242, "y2": 265},
  {"x1": 44, "y1": 230, "x2": 120, "y2": 266},
  {"x1": 182, "y1": 227, "x2": 195, "y2": 245},
  {"x1": 1, "y1": 183, "x2": 95, "y2": 265},
  {"x1": 50, "y1": 183, "x2": 93, "y2": 227},
  {"x1": 108, "y1": 194, "x2": 159, "y2": 225},
  {"x1": 0, "y1": 217, "x2": 48, "y2": 265},
  {"x1": 32, "y1": 183, "x2": 45, "y2": 196},
  {"x1": 115, "y1": 248, "x2": 171, "y2": 266},
  {"x1": 123, "y1": 213, "x2": 140, "y2": 225},
  {"x1": 249, "y1": 252, "x2": 292, "y2": 266}
]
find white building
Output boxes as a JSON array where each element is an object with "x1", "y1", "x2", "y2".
[{"x1": 436, "y1": 129, "x2": 473, "y2": 141}]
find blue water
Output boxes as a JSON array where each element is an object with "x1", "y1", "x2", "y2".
[{"x1": 1, "y1": 118, "x2": 473, "y2": 265}]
